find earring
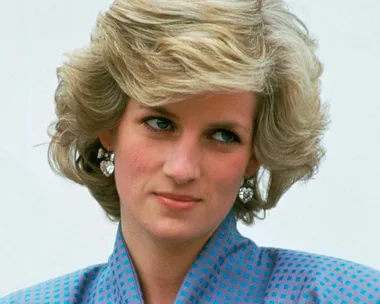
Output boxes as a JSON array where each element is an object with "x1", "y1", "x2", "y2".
[
  {"x1": 238, "y1": 177, "x2": 255, "y2": 204},
  {"x1": 97, "y1": 148, "x2": 115, "y2": 177}
]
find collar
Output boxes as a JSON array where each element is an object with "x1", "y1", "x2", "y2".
[{"x1": 107, "y1": 211, "x2": 260, "y2": 303}]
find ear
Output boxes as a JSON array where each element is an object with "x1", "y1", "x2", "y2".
[
  {"x1": 244, "y1": 153, "x2": 259, "y2": 177},
  {"x1": 98, "y1": 130, "x2": 115, "y2": 151}
]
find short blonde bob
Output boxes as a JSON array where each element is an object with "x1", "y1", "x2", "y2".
[{"x1": 48, "y1": 0, "x2": 328, "y2": 224}]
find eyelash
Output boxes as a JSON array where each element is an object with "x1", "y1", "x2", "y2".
[{"x1": 142, "y1": 116, "x2": 241, "y2": 145}]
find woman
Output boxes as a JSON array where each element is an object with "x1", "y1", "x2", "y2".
[{"x1": 2, "y1": 0, "x2": 379, "y2": 303}]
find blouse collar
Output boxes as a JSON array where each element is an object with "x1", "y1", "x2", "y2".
[{"x1": 107, "y1": 211, "x2": 259, "y2": 303}]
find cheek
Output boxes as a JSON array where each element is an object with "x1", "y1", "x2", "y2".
[
  {"x1": 114, "y1": 137, "x2": 157, "y2": 198},
  {"x1": 208, "y1": 155, "x2": 248, "y2": 197},
  {"x1": 118, "y1": 146, "x2": 147, "y2": 173}
]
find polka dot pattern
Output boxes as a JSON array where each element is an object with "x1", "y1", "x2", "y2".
[{"x1": 2, "y1": 212, "x2": 380, "y2": 303}]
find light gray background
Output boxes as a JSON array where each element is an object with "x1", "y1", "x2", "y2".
[{"x1": 1, "y1": 0, "x2": 379, "y2": 297}]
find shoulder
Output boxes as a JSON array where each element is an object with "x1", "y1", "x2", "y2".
[
  {"x1": 259, "y1": 246, "x2": 380, "y2": 303},
  {"x1": 0, "y1": 263, "x2": 106, "y2": 304}
]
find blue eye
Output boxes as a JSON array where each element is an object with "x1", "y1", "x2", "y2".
[
  {"x1": 144, "y1": 117, "x2": 172, "y2": 131},
  {"x1": 211, "y1": 130, "x2": 240, "y2": 144},
  {"x1": 143, "y1": 117, "x2": 240, "y2": 145}
]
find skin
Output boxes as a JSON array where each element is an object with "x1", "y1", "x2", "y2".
[{"x1": 99, "y1": 91, "x2": 259, "y2": 303}]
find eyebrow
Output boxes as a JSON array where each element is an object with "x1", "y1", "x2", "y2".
[
  {"x1": 139, "y1": 104, "x2": 179, "y2": 120},
  {"x1": 138, "y1": 104, "x2": 251, "y2": 134}
]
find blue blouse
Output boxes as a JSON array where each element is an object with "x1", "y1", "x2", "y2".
[{"x1": 2, "y1": 212, "x2": 380, "y2": 303}]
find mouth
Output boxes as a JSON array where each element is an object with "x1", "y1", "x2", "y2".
[
  {"x1": 153, "y1": 192, "x2": 201, "y2": 211},
  {"x1": 154, "y1": 192, "x2": 201, "y2": 202}
]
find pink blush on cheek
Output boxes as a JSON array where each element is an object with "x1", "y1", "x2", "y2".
[
  {"x1": 129, "y1": 148, "x2": 150, "y2": 172},
  {"x1": 208, "y1": 153, "x2": 248, "y2": 178},
  {"x1": 114, "y1": 140, "x2": 157, "y2": 198},
  {"x1": 116, "y1": 131, "x2": 152, "y2": 171},
  {"x1": 209, "y1": 156, "x2": 248, "y2": 195}
]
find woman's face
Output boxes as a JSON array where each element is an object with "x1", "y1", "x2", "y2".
[{"x1": 103, "y1": 92, "x2": 258, "y2": 243}]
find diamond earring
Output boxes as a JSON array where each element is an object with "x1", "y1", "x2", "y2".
[
  {"x1": 97, "y1": 148, "x2": 115, "y2": 177},
  {"x1": 238, "y1": 177, "x2": 255, "y2": 204}
]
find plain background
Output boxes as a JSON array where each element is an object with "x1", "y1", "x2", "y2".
[{"x1": 1, "y1": 0, "x2": 379, "y2": 297}]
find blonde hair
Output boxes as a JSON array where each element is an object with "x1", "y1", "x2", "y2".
[{"x1": 49, "y1": 0, "x2": 328, "y2": 224}]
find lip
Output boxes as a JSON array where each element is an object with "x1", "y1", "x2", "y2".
[
  {"x1": 154, "y1": 192, "x2": 201, "y2": 211},
  {"x1": 154, "y1": 192, "x2": 201, "y2": 202}
]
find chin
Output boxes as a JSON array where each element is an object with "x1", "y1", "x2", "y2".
[{"x1": 144, "y1": 217, "x2": 210, "y2": 243}]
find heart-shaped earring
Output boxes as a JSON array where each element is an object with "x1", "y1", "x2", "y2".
[
  {"x1": 97, "y1": 148, "x2": 115, "y2": 177},
  {"x1": 238, "y1": 177, "x2": 255, "y2": 204}
]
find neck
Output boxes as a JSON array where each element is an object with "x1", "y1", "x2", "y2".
[{"x1": 120, "y1": 213, "x2": 215, "y2": 304}]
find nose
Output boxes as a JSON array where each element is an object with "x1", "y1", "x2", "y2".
[{"x1": 163, "y1": 137, "x2": 201, "y2": 185}]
